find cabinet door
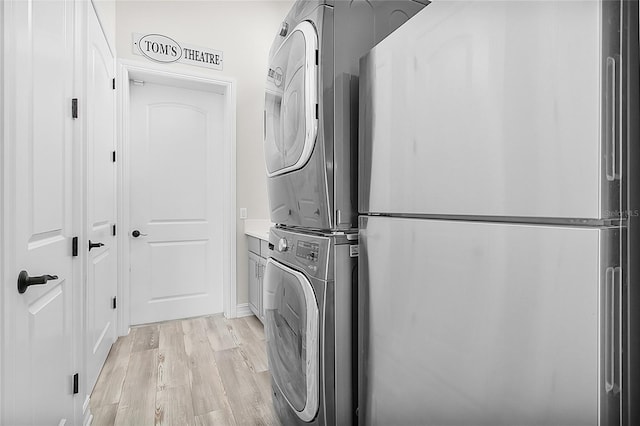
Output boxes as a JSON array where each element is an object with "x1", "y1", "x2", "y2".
[
  {"x1": 258, "y1": 256, "x2": 267, "y2": 322},
  {"x1": 248, "y1": 251, "x2": 261, "y2": 318}
]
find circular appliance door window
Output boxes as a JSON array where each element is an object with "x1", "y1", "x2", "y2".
[
  {"x1": 264, "y1": 21, "x2": 318, "y2": 177},
  {"x1": 263, "y1": 258, "x2": 319, "y2": 421}
]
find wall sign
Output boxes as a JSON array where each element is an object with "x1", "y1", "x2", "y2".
[{"x1": 132, "y1": 33, "x2": 223, "y2": 71}]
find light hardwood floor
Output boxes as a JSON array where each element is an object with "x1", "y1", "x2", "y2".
[{"x1": 90, "y1": 314, "x2": 280, "y2": 426}]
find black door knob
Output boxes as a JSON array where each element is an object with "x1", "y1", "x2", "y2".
[
  {"x1": 17, "y1": 270, "x2": 58, "y2": 294},
  {"x1": 88, "y1": 240, "x2": 104, "y2": 251},
  {"x1": 132, "y1": 230, "x2": 148, "y2": 238}
]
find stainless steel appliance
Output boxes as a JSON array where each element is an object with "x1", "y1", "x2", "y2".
[
  {"x1": 358, "y1": 0, "x2": 639, "y2": 425},
  {"x1": 264, "y1": 0, "x2": 427, "y2": 231},
  {"x1": 263, "y1": 1, "x2": 429, "y2": 425},
  {"x1": 264, "y1": 227, "x2": 358, "y2": 425}
]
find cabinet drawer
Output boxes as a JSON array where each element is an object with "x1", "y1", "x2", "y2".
[
  {"x1": 247, "y1": 236, "x2": 260, "y2": 255},
  {"x1": 260, "y1": 239, "x2": 270, "y2": 257}
]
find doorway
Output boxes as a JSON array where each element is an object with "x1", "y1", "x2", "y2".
[{"x1": 118, "y1": 63, "x2": 236, "y2": 330}]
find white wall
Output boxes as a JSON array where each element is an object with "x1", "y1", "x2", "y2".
[{"x1": 115, "y1": 0, "x2": 292, "y2": 306}]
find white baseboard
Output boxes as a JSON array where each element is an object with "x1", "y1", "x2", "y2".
[{"x1": 235, "y1": 303, "x2": 254, "y2": 318}]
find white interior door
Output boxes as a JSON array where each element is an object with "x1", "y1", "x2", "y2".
[
  {"x1": 4, "y1": 0, "x2": 76, "y2": 423},
  {"x1": 85, "y1": 4, "x2": 117, "y2": 394},
  {"x1": 129, "y1": 80, "x2": 225, "y2": 325}
]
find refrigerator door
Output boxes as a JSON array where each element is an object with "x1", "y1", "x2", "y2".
[
  {"x1": 358, "y1": 216, "x2": 621, "y2": 426},
  {"x1": 359, "y1": 0, "x2": 621, "y2": 220}
]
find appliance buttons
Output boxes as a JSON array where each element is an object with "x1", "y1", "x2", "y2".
[{"x1": 278, "y1": 238, "x2": 289, "y2": 252}]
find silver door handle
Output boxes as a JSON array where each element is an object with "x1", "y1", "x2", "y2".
[
  {"x1": 605, "y1": 56, "x2": 620, "y2": 181},
  {"x1": 605, "y1": 267, "x2": 621, "y2": 394}
]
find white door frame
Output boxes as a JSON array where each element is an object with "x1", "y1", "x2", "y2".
[{"x1": 117, "y1": 60, "x2": 237, "y2": 335}]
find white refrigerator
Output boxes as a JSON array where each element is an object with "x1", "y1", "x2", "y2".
[{"x1": 357, "y1": 1, "x2": 638, "y2": 425}]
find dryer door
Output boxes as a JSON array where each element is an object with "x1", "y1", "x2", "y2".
[
  {"x1": 263, "y1": 258, "x2": 319, "y2": 422},
  {"x1": 264, "y1": 21, "x2": 318, "y2": 177}
]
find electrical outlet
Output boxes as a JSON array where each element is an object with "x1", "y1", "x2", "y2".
[{"x1": 239, "y1": 208, "x2": 247, "y2": 219}]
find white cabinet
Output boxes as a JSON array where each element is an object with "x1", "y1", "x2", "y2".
[
  {"x1": 248, "y1": 250, "x2": 262, "y2": 319},
  {"x1": 247, "y1": 236, "x2": 269, "y2": 323}
]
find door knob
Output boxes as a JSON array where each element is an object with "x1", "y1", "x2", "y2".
[
  {"x1": 131, "y1": 230, "x2": 148, "y2": 238},
  {"x1": 17, "y1": 270, "x2": 58, "y2": 294},
  {"x1": 88, "y1": 240, "x2": 104, "y2": 251}
]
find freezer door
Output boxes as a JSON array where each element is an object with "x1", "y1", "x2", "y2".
[
  {"x1": 359, "y1": 0, "x2": 621, "y2": 220},
  {"x1": 358, "y1": 216, "x2": 621, "y2": 426}
]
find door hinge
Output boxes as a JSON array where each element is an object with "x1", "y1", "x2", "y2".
[
  {"x1": 112, "y1": 297, "x2": 117, "y2": 309},
  {"x1": 72, "y1": 98, "x2": 78, "y2": 119},
  {"x1": 73, "y1": 373, "x2": 79, "y2": 394},
  {"x1": 315, "y1": 49, "x2": 319, "y2": 65},
  {"x1": 315, "y1": 104, "x2": 319, "y2": 119},
  {"x1": 72, "y1": 237, "x2": 78, "y2": 257},
  {"x1": 112, "y1": 78, "x2": 116, "y2": 90},
  {"x1": 112, "y1": 151, "x2": 116, "y2": 163},
  {"x1": 112, "y1": 224, "x2": 117, "y2": 236}
]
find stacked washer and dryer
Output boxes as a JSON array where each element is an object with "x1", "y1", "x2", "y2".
[{"x1": 261, "y1": 1, "x2": 427, "y2": 425}]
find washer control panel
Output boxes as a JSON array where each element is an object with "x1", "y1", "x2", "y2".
[
  {"x1": 269, "y1": 227, "x2": 356, "y2": 280},
  {"x1": 296, "y1": 241, "x2": 319, "y2": 262}
]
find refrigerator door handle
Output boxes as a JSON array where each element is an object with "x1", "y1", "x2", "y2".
[
  {"x1": 605, "y1": 266, "x2": 621, "y2": 395},
  {"x1": 605, "y1": 56, "x2": 620, "y2": 181}
]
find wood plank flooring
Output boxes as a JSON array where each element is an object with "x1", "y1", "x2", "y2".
[{"x1": 90, "y1": 314, "x2": 279, "y2": 426}]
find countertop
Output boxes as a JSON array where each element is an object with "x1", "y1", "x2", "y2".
[{"x1": 244, "y1": 219, "x2": 272, "y2": 241}]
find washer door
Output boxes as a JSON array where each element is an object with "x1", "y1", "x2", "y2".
[
  {"x1": 264, "y1": 21, "x2": 318, "y2": 177},
  {"x1": 263, "y1": 258, "x2": 319, "y2": 422}
]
